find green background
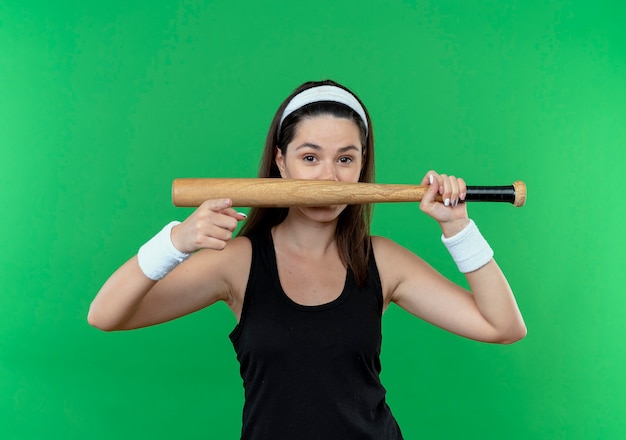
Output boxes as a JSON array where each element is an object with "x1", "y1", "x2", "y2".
[{"x1": 2, "y1": 0, "x2": 625, "y2": 438}]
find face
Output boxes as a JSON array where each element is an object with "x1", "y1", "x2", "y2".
[{"x1": 275, "y1": 115, "x2": 363, "y2": 182}]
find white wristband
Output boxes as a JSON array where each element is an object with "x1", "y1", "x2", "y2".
[
  {"x1": 441, "y1": 220, "x2": 494, "y2": 273},
  {"x1": 137, "y1": 221, "x2": 190, "y2": 280}
]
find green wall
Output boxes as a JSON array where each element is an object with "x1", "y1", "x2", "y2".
[{"x1": 2, "y1": 0, "x2": 625, "y2": 438}]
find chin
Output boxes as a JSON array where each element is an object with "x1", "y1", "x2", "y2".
[{"x1": 301, "y1": 205, "x2": 347, "y2": 222}]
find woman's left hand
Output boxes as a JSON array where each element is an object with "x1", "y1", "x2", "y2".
[{"x1": 419, "y1": 170, "x2": 470, "y2": 237}]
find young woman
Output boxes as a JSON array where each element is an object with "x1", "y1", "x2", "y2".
[{"x1": 89, "y1": 80, "x2": 526, "y2": 439}]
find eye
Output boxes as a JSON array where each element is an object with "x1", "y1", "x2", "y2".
[
  {"x1": 303, "y1": 155, "x2": 317, "y2": 162},
  {"x1": 338, "y1": 156, "x2": 354, "y2": 164}
]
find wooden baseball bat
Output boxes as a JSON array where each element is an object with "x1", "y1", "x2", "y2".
[{"x1": 172, "y1": 178, "x2": 527, "y2": 208}]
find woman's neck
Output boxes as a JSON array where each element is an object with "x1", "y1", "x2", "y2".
[{"x1": 272, "y1": 210, "x2": 339, "y2": 257}]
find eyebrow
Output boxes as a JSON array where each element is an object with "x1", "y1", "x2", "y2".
[{"x1": 294, "y1": 143, "x2": 361, "y2": 153}]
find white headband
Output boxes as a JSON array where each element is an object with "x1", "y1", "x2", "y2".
[{"x1": 278, "y1": 85, "x2": 369, "y2": 135}]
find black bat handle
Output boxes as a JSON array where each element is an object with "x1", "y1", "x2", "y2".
[{"x1": 465, "y1": 181, "x2": 527, "y2": 207}]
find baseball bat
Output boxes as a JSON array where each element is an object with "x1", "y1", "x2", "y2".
[{"x1": 172, "y1": 178, "x2": 526, "y2": 208}]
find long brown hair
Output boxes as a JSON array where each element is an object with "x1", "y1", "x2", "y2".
[{"x1": 238, "y1": 80, "x2": 375, "y2": 286}]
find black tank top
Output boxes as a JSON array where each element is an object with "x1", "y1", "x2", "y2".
[{"x1": 229, "y1": 232, "x2": 403, "y2": 440}]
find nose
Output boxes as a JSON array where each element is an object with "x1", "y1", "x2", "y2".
[{"x1": 319, "y1": 161, "x2": 338, "y2": 181}]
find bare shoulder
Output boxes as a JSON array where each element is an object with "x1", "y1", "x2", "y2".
[
  {"x1": 371, "y1": 236, "x2": 432, "y2": 306},
  {"x1": 191, "y1": 235, "x2": 251, "y2": 260},
  {"x1": 224, "y1": 235, "x2": 253, "y2": 279},
  {"x1": 223, "y1": 235, "x2": 252, "y2": 256},
  {"x1": 191, "y1": 235, "x2": 252, "y2": 282},
  {"x1": 168, "y1": 235, "x2": 252, "y2": 300},
  {"x1": 371, "y1": 235, "x2": 403, "y2": 255},
  {"x1": 197, "y1": 235, "x2": 252, "y2": 314},
  {"x1": 371, "y1": 235, "x2": 427, "y2": 267}
]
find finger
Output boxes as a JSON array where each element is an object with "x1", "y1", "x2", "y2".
[
  {"x1": 221, "y1": 207, "x2": 248, "y2": 221},
  {"x1": 458, "y1": 177, "x2": 467, "y2": 201},
  {"x1": 189, "y1": 216, "x2": 237, "y2": 250},
  {"x1": 440, "y1": 174, "x2": 452, "y2": 207},
  {"x1": 420, "y1": 171, "x2": 441, "y2": 205},
  {"x1": 200, "y1": 198, "x2": 232, "y2": 212},
  {"x1": 420, "y1": 171, "x2": 435, "y2": 186},
  {"x1": 197, "y1": 201, "x2": 243, "y2": 231},
  {"x1": 204, "y1": 222, "x2": 235, "y2": 241},
  {"x1": 196, "y1": 236, "x2": 230, "y2": 251},
  {"x1": 448, "y1": 175, "x2": 460, "y2": 207},
  {"x1": 211, "y1": 212, "x2": 240, "y2": 233}
]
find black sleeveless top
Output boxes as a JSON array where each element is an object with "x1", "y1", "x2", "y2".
[{"x1": 229, "y1": 232, "x2": 403, "y2": 440}]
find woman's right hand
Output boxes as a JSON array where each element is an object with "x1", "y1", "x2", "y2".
[{"x1": 171, "y1": 199, "x2": 247, "y2": 253}]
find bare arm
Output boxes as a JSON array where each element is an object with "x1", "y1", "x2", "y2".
[
  {"x1": 377, "y1": 238, "x2": 525, "y2": 343},
  {"x1": 88, "y1": 199, "x2": 248, "y2": 331},
  {"x1": 376, "y1": 171, "x2": 526, "y2": 344}
]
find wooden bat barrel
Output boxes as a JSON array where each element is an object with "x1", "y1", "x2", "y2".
[{"x1": 172, "y1": 178, "x2": 526, "y2": 208}]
